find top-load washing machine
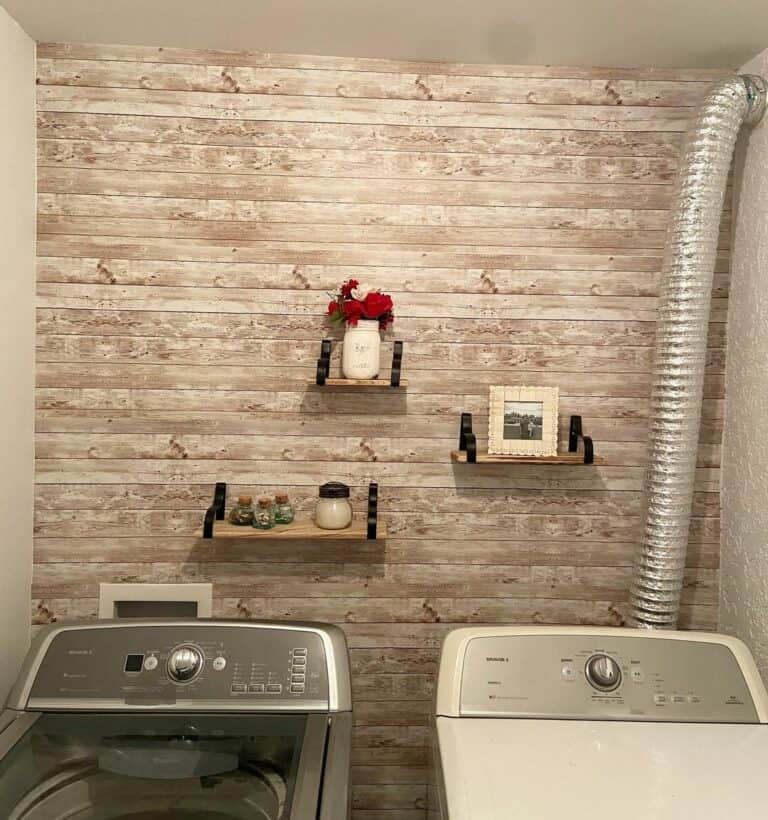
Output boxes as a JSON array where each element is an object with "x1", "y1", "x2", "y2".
[
  {"x1": 0, "y1": 619, "x2": 352, "y2": 819},
  {"x1": 433, "y1": 626, "x2": 768, "y2": 819}
]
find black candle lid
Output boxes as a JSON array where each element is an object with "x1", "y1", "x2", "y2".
[{"x1": 319, "y1": 481, "x2": 350, "y2": 499}]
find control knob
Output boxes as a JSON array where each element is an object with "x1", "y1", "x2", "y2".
[
  {"x1": 585, "y1": 653, "x2": 621, "y2": 692},
  {"x1": 167, "y1": 644, "x2": 204, "y2": 683}
]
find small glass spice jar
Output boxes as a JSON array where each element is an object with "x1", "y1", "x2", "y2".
[
  {"x1": 274, "y1": 492, "x2": 295, "y2": 525},
  {"x1": 228, "y1": 495, "x2": 255, "y2": 526},
  {"x1": 315, "y1": 482, "x2": 353, "y2": 530},
  {"x1": 252, "y1": 497, "x2": 276, "y2": 530}
]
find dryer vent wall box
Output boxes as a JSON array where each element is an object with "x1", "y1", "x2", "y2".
[
  {"x1": 433, "y1": 626, "x2": 768, "y2": 820},
  {"x1": 98, "y1": 583, "x2": 213, "y2": 619},
  {"x1": 0, "y1": 620, "x2": 353, "y2": 819}
]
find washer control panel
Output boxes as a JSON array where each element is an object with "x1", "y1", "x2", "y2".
[
  {"x1": 459, "y1": 634, "x2": 760, "y2": 722},
  {"x1": 27, "y1": 623, "x2": 331, "y2": 708}
]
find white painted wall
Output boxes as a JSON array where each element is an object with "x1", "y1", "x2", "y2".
[
  {"x1": 720, "y1": 50, "x2": 768, "y2": 680},
  {"x1": 4, "y1": 0, "x2": 768, "y2": 68},
  {"x1": 0, "y1": 6, "x2": 35, "y2": 704}
]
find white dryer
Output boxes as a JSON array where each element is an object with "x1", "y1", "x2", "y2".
[{"x1": 433, "y1": 626, "x2": 768, "y2": 819}]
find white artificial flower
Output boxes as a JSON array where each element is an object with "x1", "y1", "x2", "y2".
[{"x1": 350, "y1": 287, "x2": 381, "y2": 301}]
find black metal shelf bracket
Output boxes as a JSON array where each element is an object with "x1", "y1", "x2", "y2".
[
  {"x1": 458, "y1": 412, "x2": 478, "y2": 463},
  {"x1": 316, "y1": 339, "x2": 332, "y2": 386},
  {"x1": 314, "y1": 339, "x2": 405, "y2": 386},
  {"x1": 203, "y1": 482, "x2": 227, "y2": 538},
  {"x1": 390, "y1": 341, "x2": 404, "y2": 387},
  {"x1": 568, "y1": 415, "x2": 594, "y2": 464},
  {"x1": 367, "y1": 481, "x2": 379, "y2": 539}
]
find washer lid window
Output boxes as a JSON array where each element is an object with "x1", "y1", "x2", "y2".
[{"x1": 0, "y1": 712, "x2": 325, "y2": 819}]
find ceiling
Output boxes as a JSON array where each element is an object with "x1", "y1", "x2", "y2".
[{"x1": 3, "y1": 0, "x2": 768, "y2": 68}]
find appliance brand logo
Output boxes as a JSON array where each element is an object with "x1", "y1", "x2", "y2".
[{"x1": 486, "y1": 657, "x2": 509, "y2": 662}]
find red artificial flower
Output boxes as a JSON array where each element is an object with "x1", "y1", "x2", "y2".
[
  {"x1": 362, "y1": 291, "x2": 393, "y2": 320},
  {"x1": 342, "y1": 299, "x2": 365, "y2": 325},
  {"x1": 327, "y1": 299, "x2": 339, "y2": 317},
  {"x1": 340, "y1": 278, "x2": 359, "y2": 298}
]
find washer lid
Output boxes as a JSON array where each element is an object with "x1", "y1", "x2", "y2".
[
  {"x1": 0, "y1": 711, "x2": 327, "y2": 819},
  {"x1": 436, "y1": 716, "x2": 768, "y2": 820}
]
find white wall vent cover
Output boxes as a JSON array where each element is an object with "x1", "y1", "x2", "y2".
[{"x1": 98, "y1": 583, "x2": 213, "y2": 619}]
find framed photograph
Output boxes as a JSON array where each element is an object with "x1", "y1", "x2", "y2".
[{"x1": 488, "y1": 386, "x2": 559, "y2": 456}]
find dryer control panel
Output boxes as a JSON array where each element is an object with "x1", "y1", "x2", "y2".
[
  {"x1": 11, "y1": 620, "x2": 352, "y2": 713},
  {"x1": 442, "y1": 629, "x2": 766, "y2": 723}
]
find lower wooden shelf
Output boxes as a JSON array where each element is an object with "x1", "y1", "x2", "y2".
[
  {"x1": 210, "y1": 518, "x2": 387, "y2": 540},
  {"x1": 203, "y1": 481, "x2": 384, "y2": 540},
  {"x1": 309, "y1": 377, "x2": 409, "y2": 388},
  {"x1": 451, "y1": 450, "x2": 605, "y2": 465}
]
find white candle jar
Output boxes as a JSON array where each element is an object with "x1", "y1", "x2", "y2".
[{"x1": 315, "y1": 482, "x2": 353, "y2": 529}]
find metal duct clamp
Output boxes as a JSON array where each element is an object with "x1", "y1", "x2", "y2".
[{"x1": 742, "y1": 74, "x2": 767, "y2": 124}]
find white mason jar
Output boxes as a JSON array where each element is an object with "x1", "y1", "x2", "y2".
[
  {"x1": 315, "y1": 482, "x2": 353, "y2": 530},
  {"x1": 342, "y1": 319, "x2": 381, "y2": 379}
]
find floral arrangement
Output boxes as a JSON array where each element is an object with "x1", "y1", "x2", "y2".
[{"x1": 327, "y1": 279, "x2": 394, "y2": 329}]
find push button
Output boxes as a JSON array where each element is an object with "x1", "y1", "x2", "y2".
[
  {"x1": 212, "y1": 656, "x2": 227, "y2": 671},
  {"x1": 249, "y1": 684, "x2": 265, "y2": 694},
  {"x1": 143, "y1": 655, "x2": 158, "y2": 672},
  {"x1": 653, "y1": 693, "x2": 667, "y2": 705},
  {"x1": 266, "y1": 684, "x2": 282, "y2": 694},
  {"x1": 290, "y1": 684, "x2": 305, "y2": 694},
  {"x1": 671, "y1": 694, "x2": 686, "y2": 704},
  {"x1": 292, "y1": 648, "x2": 308, "y2": 656},
  {"x1": 231, "y1": 683, "x2": 247, "y2": 693},
  {"x1": 292, "y1": 674, "x2": 305, "y2": 683}
]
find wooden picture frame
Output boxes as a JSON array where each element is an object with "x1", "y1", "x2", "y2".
[{"x1": 488, "y1": 386, "x2": 559, "y2": 456}]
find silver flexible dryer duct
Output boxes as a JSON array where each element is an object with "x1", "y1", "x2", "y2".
[{"x1": 629, "y1": 74, "x2": 767, "y2": 630}]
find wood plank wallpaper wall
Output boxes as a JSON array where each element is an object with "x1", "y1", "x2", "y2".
[{"x1": 34, "y1": 42, "x2": 728, "y2": 818}]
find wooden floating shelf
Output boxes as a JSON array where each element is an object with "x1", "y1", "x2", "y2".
[
  {"x1": 315, "y1": 339, "x2": 406, "y2": 387},
  {"x1": 451, "y1": 450, "x2": 604, "y2": 465},
  {"x1": 454, "y1": 412, "x2": 602, "y2": 465},
  {"x1": 308, "y1": 377, "x2": 409, "y2": 388},
  {"x1": 208, "y1": 518, "x2": 387, "y2": 540},
  {"x1": 203, "y1": 481, "x2": 384, "y2": 540}
]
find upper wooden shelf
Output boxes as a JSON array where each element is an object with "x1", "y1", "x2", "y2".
[
  {"x1": 451, "y1": 450, "x2": 604, "y2": 465},
  {"x1": 209, "y1": 518, "x2": 387, "y2": 540},
  {"x1": 315, "y1": 339, "x2": 406, "y2": 388}
]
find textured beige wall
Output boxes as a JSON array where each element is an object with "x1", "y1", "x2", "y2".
[
  {"x1": 0, "y1": 6, "x2": 35, "y2": 703},
  {"x1": 720, "y1": 50, "x2": 768, "y2": 679}
]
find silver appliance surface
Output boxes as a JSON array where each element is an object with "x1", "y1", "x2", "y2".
[
  {"x1": 8, "y1": 619, "x2": 351, "y2": 713},
  {"x1": 0, "y1": 620, "x2": 353, "y2": 820}
]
